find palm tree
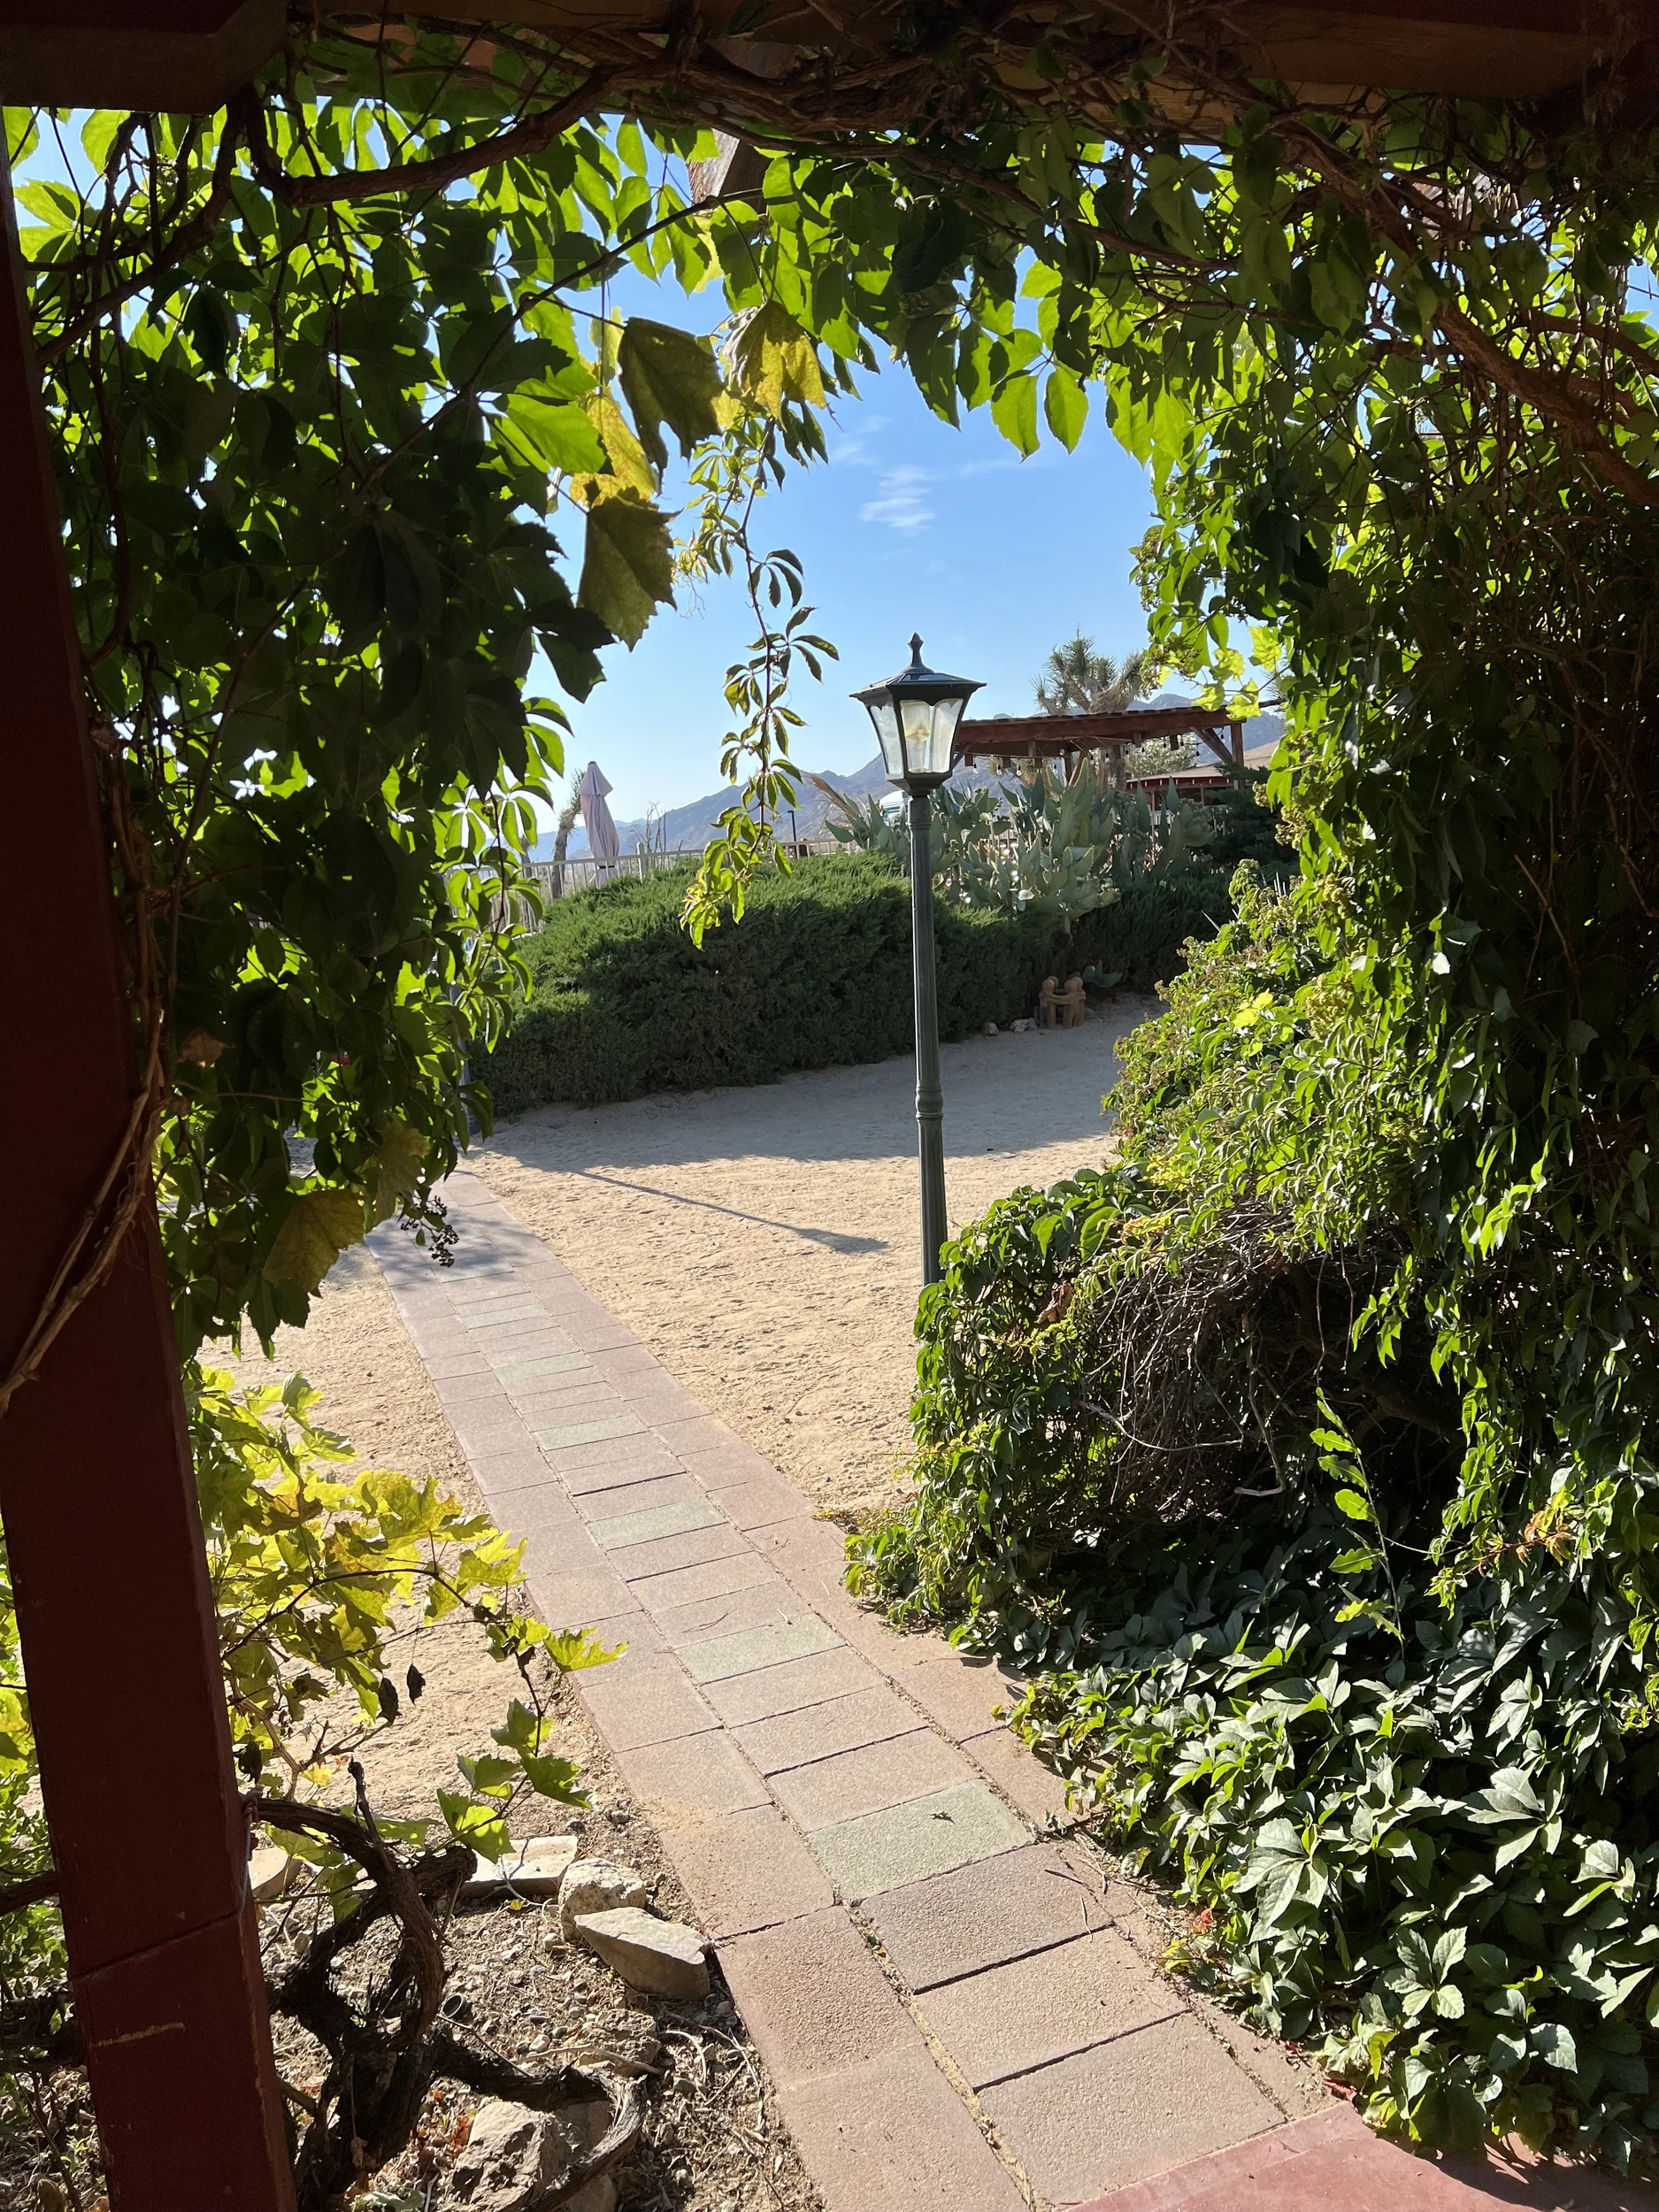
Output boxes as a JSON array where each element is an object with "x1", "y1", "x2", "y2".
[
  {"x1": 548, "y1": 771, "x2": 582, "y2": 897},
  {"x1": 1034, "y1": 631, "x2": 1156, "y2": 716}
]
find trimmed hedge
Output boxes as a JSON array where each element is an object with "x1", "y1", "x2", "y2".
[
  {"x1": 1069, "y1": 872, "x2": 1234, "y2": 987},
  {"x1": 480, "y1": 852, "x2": 1233, "y2": 1115}
]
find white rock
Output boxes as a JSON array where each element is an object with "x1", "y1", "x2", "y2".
[
  {"x1": 981, "y1": 1021, "x2": 999, "y2": 1037},
  {"x1": 1009, "y1": 1017, "x2": 1035, "y2": 1033},
  {"x1": 557, "y1": 1858, "x2": 647, "y2": 1940},
  {"x1": 462, "y1": 1833, "x2": 579, "y2": 1900},
  {"x1": 574, "y1": 1907, "x2": 710, "y2": 2001},
  {"x1": 451, "y1": 2096, "x2": 616, "y2": 2212},
  {"x1": 249, "y1": 1845, "x2": 297, "y2": 1905}
]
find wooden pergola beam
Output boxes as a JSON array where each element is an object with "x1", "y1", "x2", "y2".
[
  {"x1": 955, "y1": 704, "x2": 1243, "y2": 764},
  {"x1": 0, "y1": 44, "x2": 295, "y2": 2207}
]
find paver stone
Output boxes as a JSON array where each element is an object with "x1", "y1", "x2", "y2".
[
  {"x1": 867, "y1": 1839, "x2": 1112, "y2": 1989},
  {"x1": 810, "y1": 1780, "x2": 1028, "y2": 1901},
  {"x1": 612, "y1": 1731, "x2": 770, "y2": 1821},
  {"x1": 702, "y1": 1644, "x2": 880, "y2": 1724},
  {"x1": 770, "y1": 1728, "x2": 976, "y2": 1832},
  {"x1": 630, "y1": 1549, "x2": 777, "y2": 1613},
  {"x1": 576, "y1": 1655, "x2": 720, "y2": 1754},
  {"x1": 774, "y1": 2048, "x2": 1026, "y2": 2212},
  {"x1": 916, "y1": 1927, "x2": 1182, "y2": 2088},
  {"x1": 657, "y1": 1803, "x2": 833, "y2": 1939},
  {"x1": 652, "y1": 1572, "x2": 810, "y2": 1649},
  {"x1": 677, "y1": 1613, "x2": 842, "y2": 1684},
  {"x1": 733, "y1": 1685, "x2": 924, "y2": 1777},
  {"x1": 717, "y1": 1908, "x2": 916, "y2": 2088},
  {"x1": 962, "y1": 1722, "x2": 1081, "y2": 1828},
  {"x1": 588, "y1": 1497, "x2": 727, "y2": 1552},
  {"x1": 979, "y1": 2014, "x2": 1279, "y2": 2205}
]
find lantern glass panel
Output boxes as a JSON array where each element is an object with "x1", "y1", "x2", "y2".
[
  {"x1": 893, "y1": 697, "x2": 941, "y2": 780},
  {"x1": 865, "y1": 695, "x2": 904, "y2": 780}
]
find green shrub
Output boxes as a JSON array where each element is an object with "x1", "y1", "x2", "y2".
[
  {"x1": 847, "y1": 869, "x2": 1659, "y2": 2172},
  {"x1": 480, "y1": 854, "x2": 1233, "y2": 1115},
  {"x1": 1067, "y1": 872, "x2": 1233, "y2": 990},
  {"x1": 1203, "y1": 769, "x2": 1295, "y2": 879}
]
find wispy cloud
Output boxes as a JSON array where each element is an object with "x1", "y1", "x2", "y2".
[
  {"x1": 828, "y1": 413, "x2": 888, "y2": 467},
  {"x1": 956, "y1": 451, "x2": 1024, "y2": 479},
  {"x1": 860, "y1": 462, "x2": 934, "y2": 534}
]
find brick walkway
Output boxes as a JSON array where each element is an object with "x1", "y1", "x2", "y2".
[{"x1": 374, "y1": 1171, "x2": 1654, "y2": 2212}]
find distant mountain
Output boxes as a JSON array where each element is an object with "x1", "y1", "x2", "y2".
[
  {"x1": 535, "y1": 695, "x2": 1284, "y2": 860},
  {"x1": 533, "y1": 757, "x2": 892, "y2": 859}
]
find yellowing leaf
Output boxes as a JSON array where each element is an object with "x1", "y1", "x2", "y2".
[
  {"x1": 578, "y1": 494, "x2": 674, "y2": 648},
  {"x1": 618, "y1": 318, "x2": 723, "y2": 469},
  {"x1": 729, "y1": 301, "x2": 826, "y2": 417},
  {"x1": 369, "y1": 1115, "x2": 428, "y2": 1225},
  {"x1": 569, "y1": 392, "x2": 655, "y2": 506},
  {"x1": 262, "y1": 1186, "x2": 367, "y2": 1294}
]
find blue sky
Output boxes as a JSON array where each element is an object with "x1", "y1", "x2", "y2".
[{"x1": 563, "y1": 343, "x2": 1159, "y2": 821}]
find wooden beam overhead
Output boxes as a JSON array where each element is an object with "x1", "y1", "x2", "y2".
[
  {"x1": 0, "y1": 1, "x2": 1643, "y2": 124},
  {"x1": 956, "y1": 706, "x2": 1241, "y2": 762},
  {"x1": 0, "y1": 0, "x2": 283, "y2": 111},
  {"x1": 324, "y1": 0, "x2": 1646, "y2": 108}
]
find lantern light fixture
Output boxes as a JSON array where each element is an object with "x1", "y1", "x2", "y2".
[{"x1": 853, "y1": 634, "x2": 984, "y2": 792}]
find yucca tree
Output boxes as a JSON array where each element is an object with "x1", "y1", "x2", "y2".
[{"x1": 1034, "y1": 631, "x2": 1156, "y2": 715}]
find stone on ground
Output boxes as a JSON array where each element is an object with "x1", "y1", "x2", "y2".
[
  {"x1": 557, "y1": 1857, "x2": 647, "y2": 1939},
  {"x1": 574, "y1": 1906, "x2": 710, "y2": 2001},
  {"x1": 462, "y1": 1833, "x2": 579, "y2": 1899},
  {"x1": 450, "y1": 2096, "x2": 617, "y2": 2212},
  {"x1": 249, "y1": 1845, "x2": 297, "y2": 1905}
]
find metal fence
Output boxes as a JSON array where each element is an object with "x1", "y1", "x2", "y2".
[
  {"x1": 525, "y1": 849, "x2": 695, "y2": 900},
  {"x1": 524, "y1": 838, "x2": 843, "y2": 902}
]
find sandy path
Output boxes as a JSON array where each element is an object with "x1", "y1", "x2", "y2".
[{"x1": 472, "y1": 1003, "x2": 1152, "y2": 1518}]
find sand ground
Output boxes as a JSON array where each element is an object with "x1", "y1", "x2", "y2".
[{"x1": 473, "y1": 1002, "x2": 1152, "y2": 1517}]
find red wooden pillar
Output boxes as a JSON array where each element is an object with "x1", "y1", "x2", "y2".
[{"x1": 0, "y1": 171, "x2": 295, "y2": 2209}]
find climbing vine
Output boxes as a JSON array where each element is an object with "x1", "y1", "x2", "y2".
[{"x1": 8, "y1": 3, "x2": 1659, "y2": 2181}]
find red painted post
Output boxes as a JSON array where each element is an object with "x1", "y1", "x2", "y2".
[{"x1": 0, "y1": 173, "x2": 296, "y2": 2208}]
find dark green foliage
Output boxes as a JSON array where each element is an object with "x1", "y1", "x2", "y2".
[
  {"x1": 1202, "y1": 771, "x2": 1293, "y2": 881},
  {"x1": 480, "y1": 855, "x2": 1234, "y2": 1114},
  {"x1": 851, "y1": 1142, "x2": 1659, "y2": 2170},
  {"x1": 849, "y1": 873, "x2": 1659, "y2": 2170},
  {"x1": 1067, "y1": 873, "x2": 1234, "y2": 992},
  {"x1": 483, "y1": 854, "x2": 1053, "y2": 1110}
]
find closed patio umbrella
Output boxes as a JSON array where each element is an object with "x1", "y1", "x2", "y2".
[{"x1": 578, "y1": 760, "x2": 620, "y2": 879}]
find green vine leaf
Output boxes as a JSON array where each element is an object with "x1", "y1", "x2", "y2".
[
  {"x1": 578, "y1": 493, "x2": 675, "y2": 647},
  {"x1": 618, "y1": 317, "x2": 723, "y2": 468}
]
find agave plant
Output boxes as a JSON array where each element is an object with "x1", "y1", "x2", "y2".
[{"x1": 813, "y1": 763, "x2": 1211, "y2": 917}]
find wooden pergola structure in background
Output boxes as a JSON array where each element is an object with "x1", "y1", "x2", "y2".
[
  {"x1": 956, "y1": 704, "x2": 1247, "y2": 781},
  {"x1": 0, "y1": 6, "x2": 1647, "y2": 2207}
]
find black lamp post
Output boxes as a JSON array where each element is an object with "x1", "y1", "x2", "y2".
[{"x1": 853, "y1": 634, "x2": 984, "y2": 1286}]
